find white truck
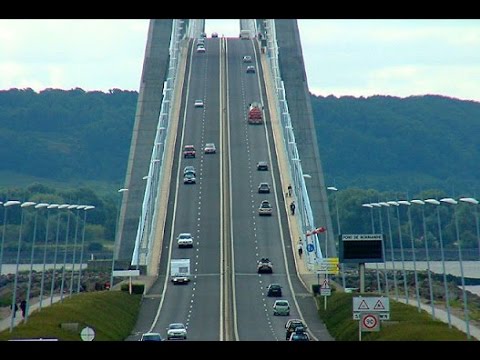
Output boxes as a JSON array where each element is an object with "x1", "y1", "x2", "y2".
[
  {"x1": 240, "y1": 30, "x2": 252, "y2": 40},
  {"x1": 170, "y1": 259, "x2": 191, "y2": 284}
]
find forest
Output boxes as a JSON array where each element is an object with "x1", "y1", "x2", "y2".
[{"x1": 0, "y1": 88, "x2": 478, "y2": 256}]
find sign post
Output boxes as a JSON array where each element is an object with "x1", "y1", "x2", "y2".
[
  {"x1": 112, "y1": 270, "x2": 140, "y2": 294},
  {"x1": 340, "y1": 234, "x2": 384, "y2": 293}
]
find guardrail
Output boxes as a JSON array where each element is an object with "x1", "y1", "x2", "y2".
[
  {"x1": 131, "y1": 19, "x2": 191, "y2": 268},
  {"x1": 263, "y1": 20, "x2": 323, "y2": 267}
]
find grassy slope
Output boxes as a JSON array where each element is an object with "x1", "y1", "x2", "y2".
[
  {"x1": 318, "y1": 292, "x2": 469, "y2": 341},
  {"x1": 0, "y1": 291, "x2": 141, "y2": 341}
]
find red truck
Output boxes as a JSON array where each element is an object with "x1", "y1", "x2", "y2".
[{"x1": 248, "y1": 102, "x2": 263, "y2": 124}]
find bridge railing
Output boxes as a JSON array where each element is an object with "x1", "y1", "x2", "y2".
[
  {"x1": 263, "y1": 20, "x2": 323, "y2": 267},
  {"x1": 131, "y1": 19, "x2": 187, "y2": 268}
]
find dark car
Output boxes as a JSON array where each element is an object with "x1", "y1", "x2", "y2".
[
  {"x1": 267, "y1": 283, "x2": 282, "y2": 297},
  {"x1": 258, "y1": 182, "x2": 270, "y2": 193},
  {"x1": 257, "y1": 257, "x2": 273, "y2": 273},
  {"x1": 140, "y1": 332, "x2": 163, "y2": 341},
  {"x1": 288, "y1": 327, "x2": 310, "y2": 341},
  {"x1": 285, "y1": 319, "x2": 307, "y2": 340},
  {"x1": 246, "y1": 65, "x2": 256, "y2": 73},
  {"x1": 256, "y1": 161, "x2": 268, "y2": 171},
  {"x1": 183, "y1": 172, "x2": 196, "y2": 184}
]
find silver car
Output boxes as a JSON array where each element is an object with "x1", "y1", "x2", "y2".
[{"x1": 166, "y1": 323, "x2": 187, "y2": 340}]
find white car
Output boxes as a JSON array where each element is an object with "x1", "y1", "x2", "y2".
[
  {"x1": 196, "y1": 46, "x2": 206, "y2": 53},
  {"x1": 194, "y1": 99, "x2": 204, "y2": 107},
  {"x1": 166, "y1": 323, "x2": 187, "y2": 340},
  {"x1": 243, "y1": 55, "x2": 252, "y2": 63},
  {"x1": 177, "y1": 233, "x2": 194, "y2": 248},
  {"x1": 273, "y1": 299, "x2": 290, "y2": 316},
  {"x1": 204, "y1": 143, "x2": 216, "y2": 154}
]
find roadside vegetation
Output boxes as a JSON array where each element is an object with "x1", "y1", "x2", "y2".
[
  {"x1": 0, "y1": 290, "x2": 141, "y2": 341},
  {"x1": 317, "y1": 291, "x2": 470, "y2": 341}
]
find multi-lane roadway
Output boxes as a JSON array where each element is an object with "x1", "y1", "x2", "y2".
[{"x1": 127, "y1": 36, "x2": 331, "y2": 341}]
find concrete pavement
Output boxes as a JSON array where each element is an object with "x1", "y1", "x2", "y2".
[{"x1": 0, "y1": 295, "x2": 63, "y2": 333}]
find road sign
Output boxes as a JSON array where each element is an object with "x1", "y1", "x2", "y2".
[
  {"x1": 317, "y1": 263, "x2": 339, "y2": 270},
  {"x1": 81, "y1": 326, "x2": 95, "y2": 341},
  {"x1": 316, "y1": 266, "x2": 339, "y2": 275},
  {"x1": 321, "y1": 279, "x2": 329, "y2": 289},
  {"x1": 306, "y1": 243, "x2": 315, "y2": 252},
  {"x1": 353, "y1": 297, "x2": 390, "y2": 313},
  {"x1": 361, "y1": 314, "x2": 380, "y2": 332},
  {"x1": 112, "y1": 270, "x2": 140, "y2": 277},
  {"x1": 353, "y1": 312, "x2": 389, "y2": 320},
  {"x1": 340, "y1": 234, "x2": 384, "y2": 263},
  {"x1": 320, "y1": 288, "x2": 331, "y2": 296}
]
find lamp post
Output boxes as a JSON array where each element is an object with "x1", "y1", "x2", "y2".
[
  {"x1": 398, "y1": 200, "x2": 421, "y2": 311},
  {"x1": 10, "y1": 201, "x2": 36, "y2": 332},
  {"x1": 39, "y1": 204, "x2": 59, "y2": 311},
  {"x1": 424, "y1": 198, "x2": 452, "y2": 328},
  {"x1": 387, "y1": 201, "x2": 409, "y2": 303},
  {"x1": 361, "y1": 203, "x2": 381, "y2": 293},
  {"x1": 110, "y1": 189, "x2": 128, "y2": 291},
  {"x1": 411, "y1": 199, "x2": 435, "y2": 319},
  {"x1": 440, "y1": 197, "x2": 470, "y2": 340},
  {"x1": 60, "y1": 205, "x2": 78, "y2": 302},
  {"x1": 459, "y1": 197, "x2": 480, "y2": 259},
  {"x1": 70, "y1": 205, "x2": 85, "y2": 296},
  {"x1": 77, "y1": 205, "x2": 95, "y2": 293},
  {"x1": 25, "y1": 203, "x2": 49, "y2": 322},
  {"x1": 379, "y1": 202, "x2": 399, "y2": 300},
  {"x1": 372, "y1": 202, "x2": 389, "y2": 296},
  {"x1": 0, "y1": 201, "x2": 21, "y2": 277},
  {"x1": 50, "y1": 204, "x2": 70, "y2": 306},
  {"x1": 368, "y1": 203, "x2": 382, "y2": 293},
  {"x1": 328, "y1": 186, "x2": 345, "y2": 289}
]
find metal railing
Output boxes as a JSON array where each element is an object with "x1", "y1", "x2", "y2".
[
  {"x1": 263, "y1": 19, "x2": 323, "y2": 267},
  {"x1": 131, "y1": 19, "x2": 192, "y2": 268}
]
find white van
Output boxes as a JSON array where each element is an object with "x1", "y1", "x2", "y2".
[{"x1": 240, "y1": 30, "x2": 251, "y2": 40}]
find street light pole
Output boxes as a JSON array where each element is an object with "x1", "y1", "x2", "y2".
[
  {"x1": 25, "y1": 203, "x2": 49, "y2": 322},
  {"x1": 459, "y1": 197, "x2": 480, "y2": 260},
  {"x1": 60, "y1": 205, "x2": 78, "y2": 302},
  {"x1": 39, "y1": 204, "x2": 59, "y2": 311},
  {"x1": 388, "y1": 200, "x2": 409, "y2": 303},
  {"x1": 327, "y1": 186, "x2": 345, "y2": 289},
  {"x1": 10, "y1": 201, "x2": 36, "y2": 332},
  {"x1": 411, "y1": 199, "x2": 435, "y2": 319},
  {"x1": 111, "y1": 189, "x2": 128, "y2": 291},
  {"x1": 440, "y1": 198, "x2": 471, "y2": 340},
  {"x1": 0, "y1": 201, "x2": 21, "y2": 276},
  {"x1": 398, "y1": 200, "x2": 421, "y2": 312},
  {"x1": 380, "y1": 202, "x2": 399, "y2": 301},
  {"x1": 50, "y1": 204, "x2": 69, "y2": 306},
  {"x1": 77, "y1": 206, "x2": 95, "y2": 293},
  {"x1": 425, "y1": 198, "x2": 452, "y2": 328},
  {"x1": 372, "y1": 202, "x2": 389, "y2": 296},
  {"x1": 362, "y1": 203, "x2": 381, "y2": 293},
  {"x1": 70, "y1": 206, "x2": 85, "y2": 296}
]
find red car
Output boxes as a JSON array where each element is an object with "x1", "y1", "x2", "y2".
[{"x1": 183, "y1": 145, "x2": 196, "y2": 158}]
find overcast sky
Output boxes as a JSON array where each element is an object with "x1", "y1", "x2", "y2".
[{"x1": 1, "y1": 19, "x2": 480, "y2": 102}]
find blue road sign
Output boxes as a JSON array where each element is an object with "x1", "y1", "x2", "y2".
[{"x1": 307, "y1": 244, "x2": 315, "y2": 252}]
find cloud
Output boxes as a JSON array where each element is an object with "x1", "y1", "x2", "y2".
[{"x1": 0, "y1": 19, "x2": 149, "y2": 91}]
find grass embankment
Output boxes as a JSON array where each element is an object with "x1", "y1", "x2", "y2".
[
  {"x1": 318, "y1": 292, "x2": 469, "y2": 341},
  {"x1": 0, "y1": 291, "x2": 142, "y2": 341}
]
